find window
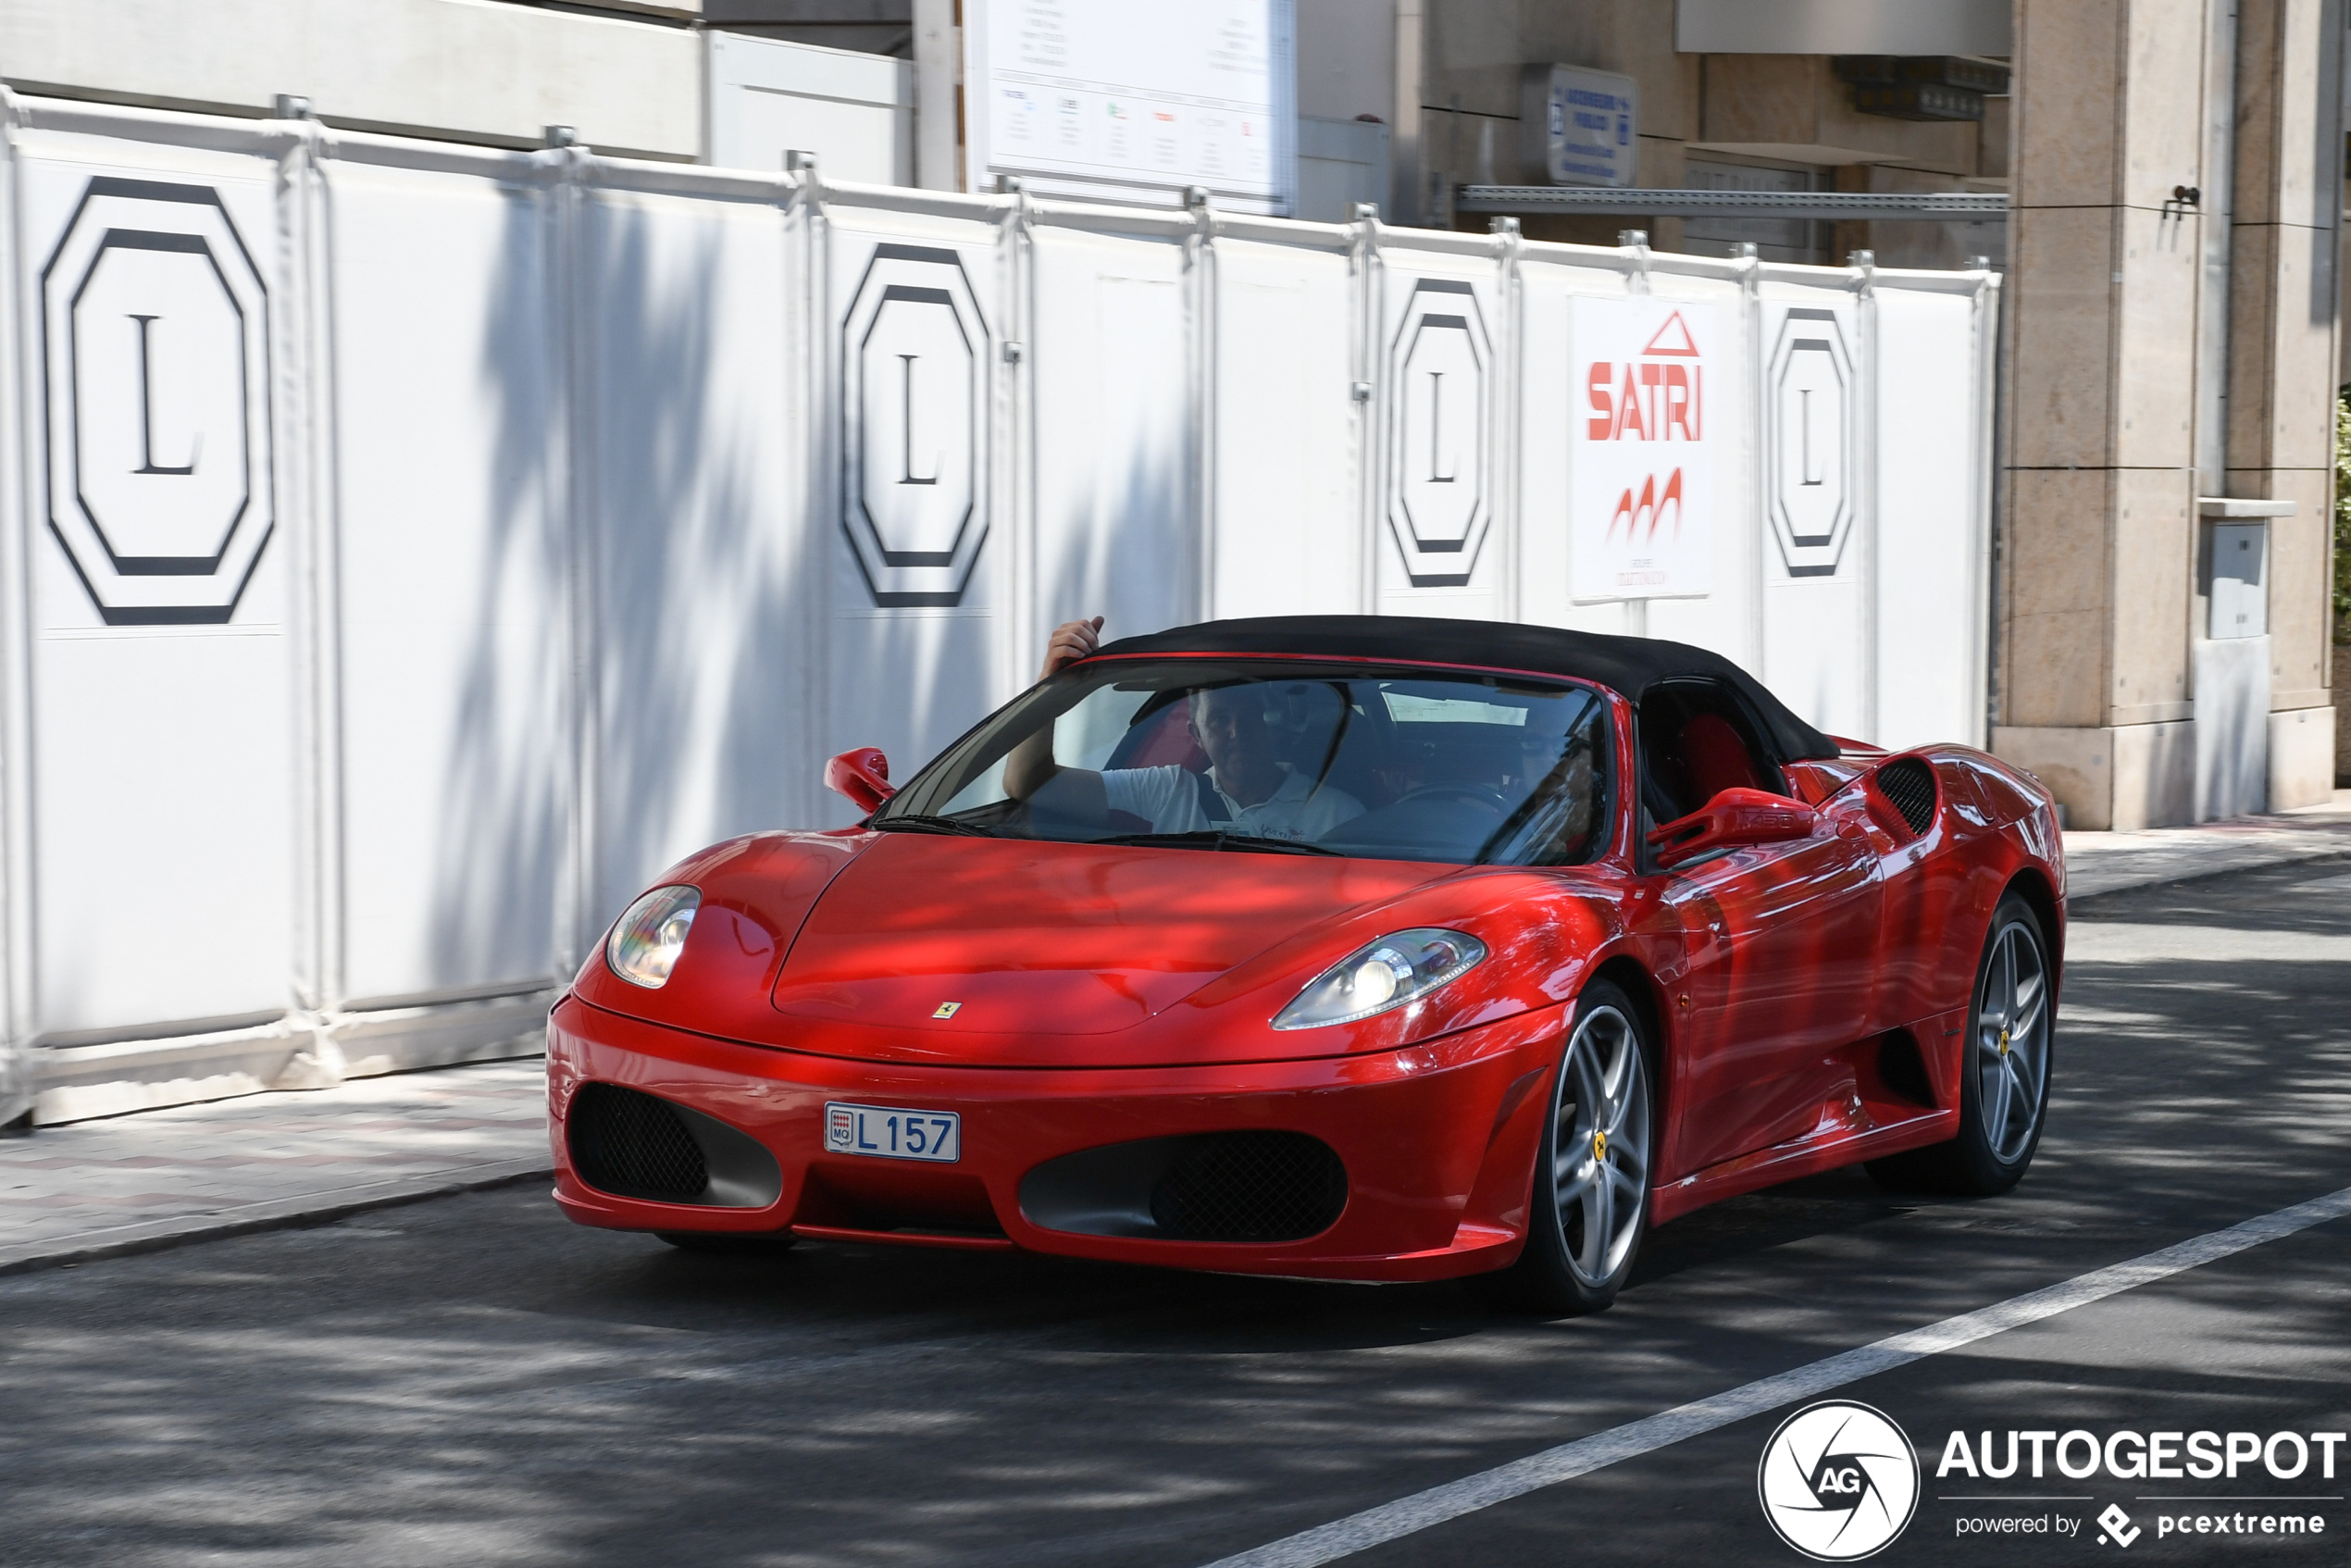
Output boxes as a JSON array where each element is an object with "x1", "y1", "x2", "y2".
[
  {"x1": 1636, "y1": 680, "x2": 1783, "y2": 826},
  {"x1": 881, "y1": 659, "x2": 1613, "y2": 866}
]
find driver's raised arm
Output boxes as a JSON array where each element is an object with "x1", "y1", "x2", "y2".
[{"x1": 1003, "y1": 616, "x2": 1108, "y2": 815}]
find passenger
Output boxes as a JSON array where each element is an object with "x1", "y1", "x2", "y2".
[{"x1": 1005, "y1": 616, "x2": 1365, "y2": 841}]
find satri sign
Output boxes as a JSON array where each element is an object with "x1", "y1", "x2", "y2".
[{"x1": 1570, "y1": 297, "x2": 1716, "y2": 601}]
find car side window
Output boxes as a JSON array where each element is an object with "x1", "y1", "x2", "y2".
[{"x1": 1637, "y1": 682, "x2": 1785, "y2": 826}]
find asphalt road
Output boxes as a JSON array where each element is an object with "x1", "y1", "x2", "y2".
[{"x1": 4, "y1": 859, "x2": 2348, "y2": 1568}]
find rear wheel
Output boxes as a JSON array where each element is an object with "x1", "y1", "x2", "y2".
[
  {"x1": 656, "y1": 1231, "x2": 798, "y2": 1254},
  {"x1": 1477, "y1": 979, "x2": 1653, "y2": 1315},
  {"x1": 1868, "y1": 892, "x2": 2054, "y2": 1195}
]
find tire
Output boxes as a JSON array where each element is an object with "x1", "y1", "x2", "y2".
[
  {"x1": 1476, "y1": 978, "x2": 1655, "y2": 1315},
  {"x1": 656, "y1": 1231, "x2": 799, "y2": 1254},
  {"x1": 1868, "y1": 892, "x2": 2054, "y2": 1196}
]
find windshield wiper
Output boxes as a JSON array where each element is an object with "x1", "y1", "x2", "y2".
[
  {"x1": 1089, "y1": 830, "x2": 1339, "y2": 857},
  {"x1": 870, "y1": 813, "x2": 993, "y2": 837}
]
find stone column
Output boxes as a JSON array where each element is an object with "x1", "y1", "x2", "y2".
[
  {"x1": 2227, "y1": 0, "x2": 2344, "y2": 807},
  {"x1": 1996, "y1": 0, "x2": 2341, "y2": 828},
  {"x1": 1996, "y1": 0, "x2": 2209, "y2": 830}
]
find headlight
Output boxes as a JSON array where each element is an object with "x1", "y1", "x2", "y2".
[
  {"x1": 1271, "y1": 927, "x2": 1487, "y2": 1030},
  {"x1": 605, "y1": 885, "x2": 701, "y2": 989}
]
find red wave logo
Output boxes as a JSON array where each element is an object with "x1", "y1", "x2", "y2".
[{"x1": 1609, "y1": 468, "x2": 1685, "y2": 545}]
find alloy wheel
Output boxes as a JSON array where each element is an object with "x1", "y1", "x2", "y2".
[
  {"x1": 1974, "y1": 916, "x2": 2050, "y2": 1164},
  {"x1": 1552, "y1": 1003, "x2": 1651, "y2": 1287}
]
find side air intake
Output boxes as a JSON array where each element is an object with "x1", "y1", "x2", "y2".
[{"x1": 1875, "y1": 757, "x2": 1939, "y2": 837}]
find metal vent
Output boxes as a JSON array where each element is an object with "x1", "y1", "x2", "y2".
[
  {"x1": 1148, "y1": 1132, "x2": 1347, "y2": 1243},
  {"x1": 1877, "y1": 757, "x2": 1939, "y2": 837},
  {"x1": 568, "y1": 1083, "x2": 709, "y2": 1203}
]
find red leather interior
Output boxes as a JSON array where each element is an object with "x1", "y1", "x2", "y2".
[
  {"x1": 1678, "y1": 712, "x2": 1766, "y2": 802},
  {"x1": 1121, "y1": 704, "x2": 1210, "y2": 772}
]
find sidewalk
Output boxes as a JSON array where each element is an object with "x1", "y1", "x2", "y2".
[
  {"x1": 2062, "y1": 789, "x2": 2351, "y2": 899},
  {"x1": 6, "y1": 794, "x2": 2350, "y2": 1277},
  {"x1": 0, "y1": 1057, "x2": 549, "y2": 1275}
]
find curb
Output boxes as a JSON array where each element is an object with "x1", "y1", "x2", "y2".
[{"x1": 0, "y1": 1157, "x2": 554, "y2": 1278}]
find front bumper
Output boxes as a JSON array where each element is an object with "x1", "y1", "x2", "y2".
[{"x1": 546, "y1": 995, "x2": 1563, "y2": 1282}]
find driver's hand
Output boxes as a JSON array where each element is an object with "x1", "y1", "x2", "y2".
[{"x1": 1040, "y1": 616, "x2": 1104, "y2": 679}]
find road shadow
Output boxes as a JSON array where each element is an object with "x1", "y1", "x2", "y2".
[{"x1": 4, "y1": 860, "x2": 2347, "y2": 1568}]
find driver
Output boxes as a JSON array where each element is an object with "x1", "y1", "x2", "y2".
[{"x1": 1004, "y1": 616, "x2": 1364, "y2": 842}]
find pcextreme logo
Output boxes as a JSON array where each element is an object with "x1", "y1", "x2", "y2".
[{"x1": 1758, "y1": 1400, "x2": 1922, "y2": 1561}]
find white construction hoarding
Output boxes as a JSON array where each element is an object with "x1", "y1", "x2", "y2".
[{"x1": 0, "y1": 93, "x2": 1995, "y2": 1124}]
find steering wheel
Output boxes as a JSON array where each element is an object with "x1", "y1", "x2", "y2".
[{"x1": 1392, "y1": 783, "x2": 1510, "y2": 815}]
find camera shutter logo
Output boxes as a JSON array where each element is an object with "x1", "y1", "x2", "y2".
[
  {"x1": 1757, "y1": 1400, "x2": 1920, "y2": 1561},
  {"x1": 41, "y1": 178, "x2": 273, "y2": 624}
]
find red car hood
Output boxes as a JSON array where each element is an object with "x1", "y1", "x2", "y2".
[{"x1": 768, "y1": 833, "x2": 1449, "y2": 1047}]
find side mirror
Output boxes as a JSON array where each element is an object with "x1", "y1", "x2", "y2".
[
  {"x1": 1647, "y1": 787, "x2": 1817, "y2": 869},
  {"x1": 825, "y1": 747, "x2": 895, "y2": 814}
]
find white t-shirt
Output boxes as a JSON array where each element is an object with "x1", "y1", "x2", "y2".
[{"x1": 1101, "y1": 765, "x2": 1364, "y2": 842}]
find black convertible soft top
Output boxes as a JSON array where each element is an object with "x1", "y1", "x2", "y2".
[{"x1": 1090, "y1": 616, "x2": 1841, "y2": 764}]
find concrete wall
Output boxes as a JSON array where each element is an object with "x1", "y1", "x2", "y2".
[
  {"x1": 0, "y1": 0, "x2": 703, "y2": 158},
  {"x1": 1298, "y1": 0, "x2": 1397, "y2": 125},
  {"x1": 1386, "y1": 0, "x2": 2009, "y2": 258},
  {"x1": 707, "y1": 31, "x2": 911, "y2": 181}
]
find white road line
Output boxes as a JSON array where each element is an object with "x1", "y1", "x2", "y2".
[
  {"x1": 1200, "y1": 1183, "x2": 2351, "y2": 1568},
  {"x1": 2065, "y1": 922, "x2": 2351, "y2": 964}
]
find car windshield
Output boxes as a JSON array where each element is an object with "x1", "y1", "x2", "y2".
[{"x1": 877, "y1": 658, "x2": 1612, "y2": 865}]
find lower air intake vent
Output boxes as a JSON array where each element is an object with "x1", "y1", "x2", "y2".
[
  {"x1": 1876, "y1": 757, "x2": 1939, "y2": 837},
  {"x1": 1149, "y1": 1132, "x2": 1348, "y2": 1243},
  {"x1": 568, "y1": 1082, "x2": 709, "y2": 1202},
  {"x1": 1020, "y1": 1131, "x2": 1351, "y2": 1243}
]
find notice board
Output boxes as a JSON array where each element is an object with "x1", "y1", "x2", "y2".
[{"x1": 963, "y1": 0, "x2": 1297, "y2": 214}]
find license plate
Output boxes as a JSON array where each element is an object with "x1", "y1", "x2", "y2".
[{"x1": 823, "y1": 1102, "x2": 961, "y2": 1163}]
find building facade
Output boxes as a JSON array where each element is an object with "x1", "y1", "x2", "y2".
[
  {"x1": 1321, "y1": 0, "x2": 2343, "y2": 828},
  {"x1": 2, "y1": 2, "x2": 2342, "y2": 825}
]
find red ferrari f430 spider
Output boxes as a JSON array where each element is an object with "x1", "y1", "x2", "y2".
[{"x1": 548, "y1": 617, "x2": 2063, "y2": 1313}]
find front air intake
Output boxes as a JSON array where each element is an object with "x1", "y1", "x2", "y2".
[
  {"x1": 1876, "y1": 757, "x2": 1939, "y2": 837},
  {"x1": 1149, "y1": 1132, "x2": 1349, "y2": 1243},
  {"x1": 568, "y1": 1083, "x2": 709, "y2": 1201},
  {"x1": 1021, "y1": 1131, "x2": 1350, "y2": 1243},
  {"x1": 566, "y1": 1084, "x2": 785, "y2": 1208}
]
